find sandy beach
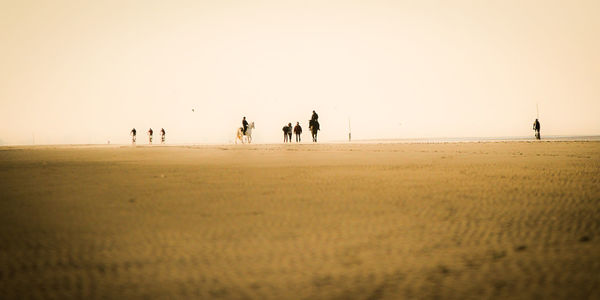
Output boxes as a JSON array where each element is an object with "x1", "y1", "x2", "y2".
[{"x1": 0, "y1": 141, "x2": 598, "y2": 299}]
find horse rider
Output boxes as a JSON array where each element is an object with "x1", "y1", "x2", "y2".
[
  {"x1": 242, "y1": 117, "x2": 249, "y2": 135},
  {"x1": 160, "y1": 128, "x2": 166, "y2": 143},
  {"x1": 148, "y1": 128, "x2": 153, "y2": 144},
  {"x1": 311, "y1": 110, "x2": 319, "y2": 122}
]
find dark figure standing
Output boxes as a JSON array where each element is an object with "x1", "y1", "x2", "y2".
[
  {"x1": 148, "y1": 128, "x2": 153, "y2": 144},
  {"x1": 294, "y1": 122, "x2": 302, "y2": 142},
  {"x1": 287, "y1": 123, "x2": 292, "y2": 142},
  {"x1": 242, "y1": 117, "x2": 249, "y2": 135},
  {"x1": 309, "y1": 110, "x2": 320, "y2": 143},
  {"x1": 130, "y1": 128, "x2": 137, "y2": 144},
  {"x1": 160, "y1": 128, "x2": 166, "y2": 144},
  {"x1": 533, "y1": 119, "x2": 541, "y2": 140},
  {"x1": 283, "y1": 124, "x2": 290, "y2": 143}
]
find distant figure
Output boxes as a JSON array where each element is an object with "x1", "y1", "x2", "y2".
[
  {"x1": 287, "y1": 123, "x2": 292, "y2": 142},
  {"x1": 294, "y1": 122, "x2": 302, "y2": 142},
  {"x1": 130, "y1": 128, "x2": 137, "y2": 144},
  {"x1": 309, "y1": 119, "x2": 320, "y2": 143},
  {"x1": 533, "y1": 119, "x2": 541, "y2": 140},
  {"x1": 148, "y1": 128, "x2": 153, "y2": 144},
  {"x1": 283, "y1": 124, "x2": 291, "y2": 143},
  {"x1": 311, "y1": 110, "x2": 319, "y2": 122},
  {"x1": 236, "y1": 121, "x2": 255, "y2": 144},
  {"x1": 242, "y1": 117, "x2": 249, "y2": 135},
  {"x1": 160, "y1": 128, "x2": 166, "y2": 144}
]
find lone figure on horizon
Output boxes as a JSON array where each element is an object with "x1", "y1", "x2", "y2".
[
  {"x1": 533, "y1": 119, "x2": 541, "y2": 140},
  {"x1": 294, "y1": 122, "x2": 302, "y2": 142},
  {"x1": 160, "y1": 128, "x2": 166, "y2": 144},
  {"x1": 130, "y1": 128, "x2": 136, "y2": 144},
  {"x1": 148, "y1": 128, "x2": 153, "y2": 144}
]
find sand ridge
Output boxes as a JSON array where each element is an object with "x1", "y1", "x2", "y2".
[{"x1": 0, "y1": 142, "x2": 599, "y2": 299}]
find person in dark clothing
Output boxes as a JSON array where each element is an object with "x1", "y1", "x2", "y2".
[
  {"x1": 283, "y1": 124, "x2": 290, "y2": 143},
  {"x1": 242, "y1": 117, "x2": 249, "y2": 135},
  {"x1": 148, "y1": 128, "x2": 153, "y2": 144},
  {"x1": 287, "y1": 123, "x2": 292, "y2": 142},
  {"x1": 160, "y1": 128, "x2": 166, "y2": 143},
  {"x1": 533, "y1": 119, "x2": 541, "y2": 140},
  {"x1": 130, "y1": 128, "x2": 137, "y2": 144},
  {"x1": 294, "y1": 122, "x2": 302, "y2": 142},
  {"x1": 311, "y1": 110, "x2": 319, "y2": 122}
]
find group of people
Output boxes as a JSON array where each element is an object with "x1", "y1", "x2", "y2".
[
  {"x1": 282, "y1": 122, "x2": 303, "y2": 143},
  {"x1": 239, "y1": 110, "x2": 320, "y2": 143},
  {"x1": 281, "y1": 110, "x2": 319, "y2": 143},
  {"x1": 129, "y1": 115, "x2": 538, "y2": 145},
  {"x1": 130, "y1": 128, "x2": 166, "y2": 144}
]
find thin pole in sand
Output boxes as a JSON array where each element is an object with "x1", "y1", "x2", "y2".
[{"x1": 348, "y1": 117, "x2": 352, "y2": 142}]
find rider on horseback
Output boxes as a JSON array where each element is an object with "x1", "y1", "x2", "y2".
[
  {"x1": 242, "y1": 117, "x2": 249, "y2": 135},
  {"x1": 311, "y1": 110, "x2": 318, "y2": 122},
  {"x1": 309, "y1": 110, "x2": 320, "y2": 142}
]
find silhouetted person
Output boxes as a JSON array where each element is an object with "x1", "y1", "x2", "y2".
[
  {"x1": 148, "y1": 128, "x2": 153, "y2": 144},
  {"x1": 287, "y1": 123, "x2": 292, "y2": 142},
  {"x1": 294, "y1": 122, "x2": 302, "y2": 142},
  {"x1": 311, "y1": 110, "x2": 319, "y2": 122},
  {"x1": 242, "y1": 117, "x2": 249, "y2": 135},
  {"x1": 283, "y1": 124, "x2": 290, "y2": 143},
  {"x1": 130, "y1": 128, "x2": 137, "y2": 144},
  {"x1": 160, "y1": 128, "x2": 166, "y2": 143},
  {"x1": 533, "y1": 119, "x2": 541, "y2": 140},
  {"x1": 309, "y1": 118, "x2": 320, "y2": 142}
]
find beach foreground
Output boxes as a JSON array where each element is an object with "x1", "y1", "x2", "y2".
[{"x1": 1, "y1": 142, "x2": 599, "y2": 299}]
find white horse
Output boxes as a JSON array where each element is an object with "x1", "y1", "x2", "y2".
[{"x1": 236, "y1": 121, "x2": 255, "y2": 144}]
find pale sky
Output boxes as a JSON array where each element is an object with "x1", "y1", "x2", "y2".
[{"x1": 1, "y1": 0, "x2": 599, "y2": 145}]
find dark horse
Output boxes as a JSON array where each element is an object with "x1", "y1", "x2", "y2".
[{"x1": 309, "y1": 119, "x2": 320, "y2": 142}]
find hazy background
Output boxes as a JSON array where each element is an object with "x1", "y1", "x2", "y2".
[{"x1": 1, "y1": 0, "x2": 599, "y2": 145}]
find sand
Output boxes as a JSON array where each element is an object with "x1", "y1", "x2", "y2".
[{"x1": 0, "y1": 141, "x2": 599, "y2": 299}]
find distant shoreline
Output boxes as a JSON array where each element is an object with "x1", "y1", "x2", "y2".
[
  {"x1": 1, "y1": 136, "x2": 600, "y2": 149},
  {"x1": 348, "y1": 135, "x2": 600, "y2": 143}
]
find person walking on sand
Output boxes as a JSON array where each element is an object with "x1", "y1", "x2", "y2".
[
  {"x1": 242, "y1": 117, "x2": 249, "y2": 135},
  {"x1": 130, "y1": 128, "x2": 137, "y2": 144},
  {"x1": 160, "y1": 128, "x2": 166, "y2": 144},
  {"x1": 294, "y1": 122, "x2": 302, "y2": 142},
  {"x1": 283, "y1": 123, "x2": 290, "y2": 143},
  {"x1": 533, "y1": 119, "x2": 541, "y2": 140},
  {"x1": 148, "y1": 128, "x2": 153, "y2": 144},
  {"x1": 287, "y1": 123, "x2": 293, "y2": 142}
]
